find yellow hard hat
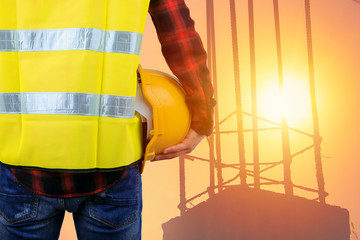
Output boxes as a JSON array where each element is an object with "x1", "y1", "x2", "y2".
[{"x1": 136, "y1": 65, "x2": 191, "y2": 173}]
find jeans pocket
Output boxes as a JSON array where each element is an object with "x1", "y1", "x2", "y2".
[
  {"x1": 88, "y1": 165, "x2": 142, "y2": 229},
  {"x1": 89, "y1": 196, "x2": 140, "y2": 229},
  {"x1": 0, "y1": 193, "x2": 38, "y2": 224}
]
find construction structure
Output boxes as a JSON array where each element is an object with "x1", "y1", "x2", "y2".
[{"x1": 162, "y1": 0, "x2": 351, "y2": 239}]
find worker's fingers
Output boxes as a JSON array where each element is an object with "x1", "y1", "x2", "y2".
[
  {"x1": 163, "y1": 141, "x2": 192, "y2": 154},
  {"x1": 152, "y1": 150, "x2": 189, "y2": 161},
  {"x1": 152, "y1": 128, "x2": 205, "y2": 161},
  {"x1": 165, "y1": 128, "x2": 203, "y2": 153},
  {"x1": 152, "y1": 142, "x2": 191, "y2": 161}
]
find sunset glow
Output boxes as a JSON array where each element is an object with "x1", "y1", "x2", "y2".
[{"x1": 259, "y1": 75, "x2": 311, "y2": 126}]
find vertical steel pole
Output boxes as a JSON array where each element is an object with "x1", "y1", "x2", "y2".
[
  {"x1": 248, "y1": 0, "x2": 260, "y2": 189},
  {"x1": 229, "y1": 0, "x2": 247, "y2": 186},
  {"x1": 206, "y1": 0, "x2": 216, "y2": 197},
  {"x1": 179, "y1": 156, "x2": 186, "y2": 215},
  {"x1": 304, "y1": 0, "x2": 326, "y2": 203},
  {"x1": 207, "y1": 0, "x2": 223, "y2": 192},
  {"x1": 208, "y1": 135, "x2": 216, "y2": 196},
  {"x1": 273, "y1": 0, "x2": 294, "y2": 196}
]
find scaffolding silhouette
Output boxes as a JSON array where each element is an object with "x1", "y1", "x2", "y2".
[{"x1": 178, "y1": 0, "x2": 328, "y2": 216}]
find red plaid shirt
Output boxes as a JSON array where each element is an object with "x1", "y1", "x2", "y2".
[{"x1": 9, "y1": 0, "x2": 215, "y2": 198}]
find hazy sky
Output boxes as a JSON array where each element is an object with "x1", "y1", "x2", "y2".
[{"x1": 60, "y1": 1, "x2": 360, "y2": 239}]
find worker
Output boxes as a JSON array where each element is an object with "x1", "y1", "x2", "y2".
[{"x1": 0, "y1": 0, "x2": 215, "y2": 239}]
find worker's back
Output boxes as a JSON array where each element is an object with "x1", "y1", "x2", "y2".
[{"x1": 0, "y1": 0, "x2": 150, "y2": 171}]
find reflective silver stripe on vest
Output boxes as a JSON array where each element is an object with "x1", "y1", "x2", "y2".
[
  {"x1": 0, "y1": 92, "x2": 135, "y2": 118},
  {"x1": 0, "y1": 28, "x2": 142, "y2": 54}
]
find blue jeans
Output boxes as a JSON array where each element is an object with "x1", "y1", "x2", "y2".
[{"x1": 0, "y1": 163, "x2": 142, "y2": 240}]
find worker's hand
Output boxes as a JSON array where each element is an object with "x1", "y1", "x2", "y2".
[{"x1": 152, "y1": 128, "x2": 205, "y2": 161}]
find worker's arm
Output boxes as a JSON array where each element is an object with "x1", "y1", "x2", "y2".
[
  {"x1": 152, "y1": 129, "x2": 204, "y2": 161},
  {"x1": 149, "y1": 0, "x2": 215, "y2": 160},
  {"x1": 149, "y1": 0, "x2": 215, "y2": 137}
]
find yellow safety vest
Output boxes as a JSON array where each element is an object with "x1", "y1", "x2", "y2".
[{"x1": 0, "y1": 0, "x2": 150, "y2": 171}]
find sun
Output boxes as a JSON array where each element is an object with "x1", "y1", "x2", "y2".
[{"x1": 258, "y1": 75, "x2": 311, "y2": 126}]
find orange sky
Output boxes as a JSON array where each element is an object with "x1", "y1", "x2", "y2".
[{"x1": 59, "y1": 0, "x2": 360, "y2": 239}]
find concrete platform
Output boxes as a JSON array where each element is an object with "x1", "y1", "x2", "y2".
[{"x1": 162, "y1": 186, "x2": 350, "y2": 240}]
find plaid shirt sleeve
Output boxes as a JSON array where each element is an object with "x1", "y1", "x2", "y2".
[{"x1": 149, "y1": 0, "x2": 215, "y2": 136}]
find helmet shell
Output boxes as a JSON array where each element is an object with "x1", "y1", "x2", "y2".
[{"x1": 138, "y1": 66, "x2": 191, "y2": 172}]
